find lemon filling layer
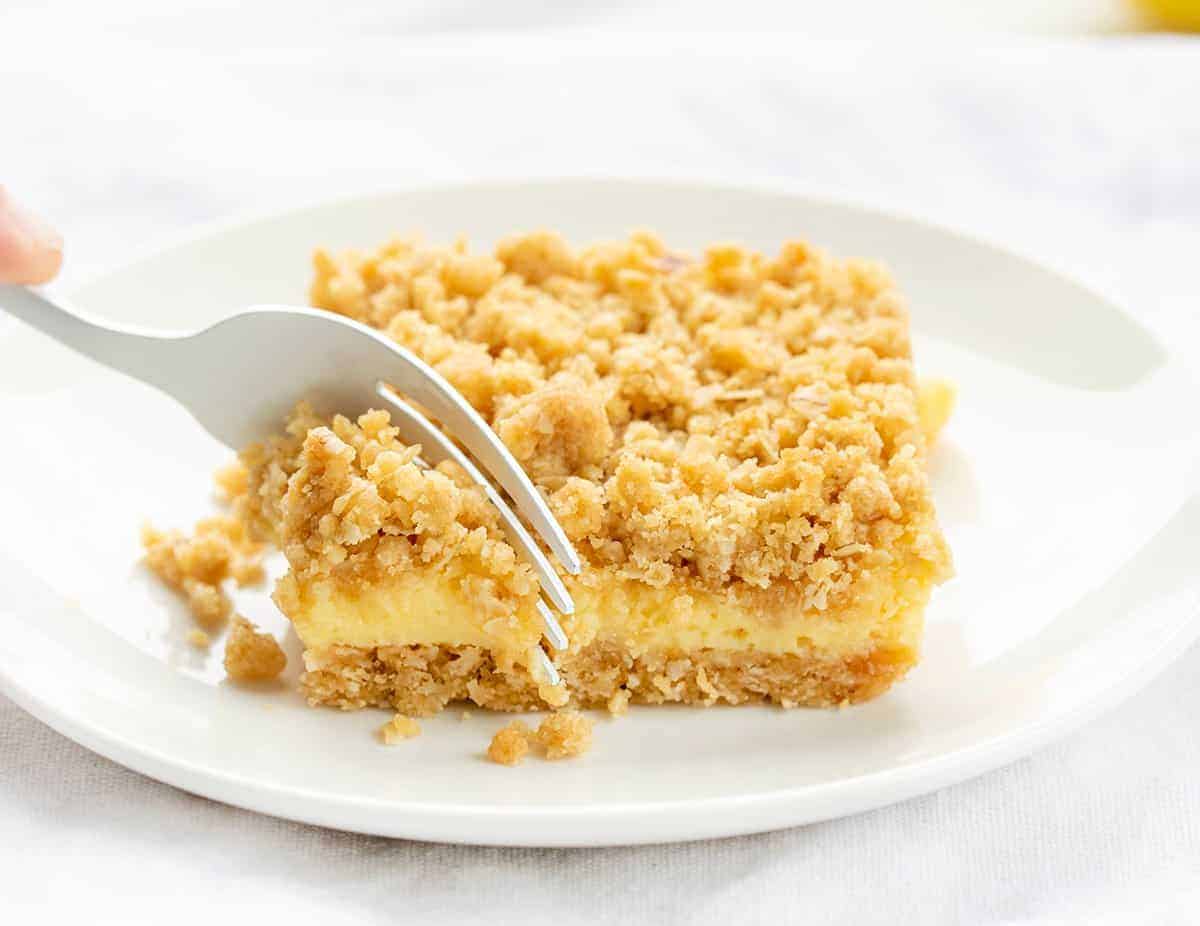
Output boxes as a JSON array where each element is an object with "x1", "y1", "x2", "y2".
[{"x1": 286, "y1": 559, "x2": 935, "y2": 666}]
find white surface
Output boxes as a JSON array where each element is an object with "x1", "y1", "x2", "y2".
[
  {"x1": 2, "y1": 9, "x2": 1200, "y2": 922},
  {"x1": 0, "y1": 0, "x2": 1145, "y2": 40},
  {"x1": 2, "y1": 178, "x2": 1197, "y2": 848}
]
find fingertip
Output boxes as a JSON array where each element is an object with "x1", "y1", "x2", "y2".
[
  {"x1": 22, "y1": 242, "x2": 64, "y2": 285},
  {"x1": 0, "y1": 190, "x2": 64, "y2": 285}
]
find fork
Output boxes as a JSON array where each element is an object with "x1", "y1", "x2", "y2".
[{"x1": 0, "y1": 285, "x2": 579, "y2": 685}]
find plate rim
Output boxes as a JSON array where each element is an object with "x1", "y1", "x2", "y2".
[
  {"x1": 4, "y1": 585, "x2": 1199, "y2": 846},
  {"x1": 6, "y1": 175, "x2": 1200, "y2": 846}
]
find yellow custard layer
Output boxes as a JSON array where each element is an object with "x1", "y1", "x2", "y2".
[{"x1": 283, "y1": 556, "x2": 936, "y2": 666}]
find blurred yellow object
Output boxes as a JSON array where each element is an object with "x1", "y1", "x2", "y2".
[
  {"x1": 918, "y1": 378, "x2": 956, "y2": 446},
  {"x1": 1132, "y1": 0, "x2": 1200, "y2": 30}
]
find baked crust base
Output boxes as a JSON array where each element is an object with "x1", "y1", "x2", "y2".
[{"x1": 301, "y1": 641, "x2": 917, "y2": 715}]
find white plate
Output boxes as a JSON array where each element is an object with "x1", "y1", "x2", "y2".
[{"x1": 2, "y1": 179, "x2": 1198, "y2": 847}]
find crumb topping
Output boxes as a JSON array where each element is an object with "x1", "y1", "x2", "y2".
[
  {"x1": 535, "y1": 711, "x2": 593, "y2": 759},
  {"x1": 223, "y1": 616, "x2": 287, "y2": 682},
  {"x1": 248, "y1": 406, "x2": 542, "y2": 627},
  {"x1": 378, "y1": 713, "x2": 421, "y2": 743},
  {"x1": 487, "y1": 720, "x2": 531, "y2": 766},
  {"x1": 239, "y1": 231, "x2": 949, "y2": 617}
]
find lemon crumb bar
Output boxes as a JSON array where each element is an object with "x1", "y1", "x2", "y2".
[{"x1": 230, "y1": 230, "x2": 952, "y2": 715}]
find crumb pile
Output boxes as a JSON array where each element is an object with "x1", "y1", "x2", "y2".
[
  {"x1": 142, "y1": 472, "x2": 289, "y2": 682},
  {"x1": 486, "y1": 711, "x2": 594, "y2": 766},
  {"x1": 486, "y1": 720, "x2": 531, "y2": 767},
  {"x1": 142, "y1": 515, "x2": 265, "y2": 629},
  {"x1": 378, "y1": 713, "x2": 422, "y2": 744},
  {"x1": 223, "y1": 616, "x2": 287, "y2": 682},
  {"x1": 535, "y1": 710, "x2": 594, "y2": 759}
]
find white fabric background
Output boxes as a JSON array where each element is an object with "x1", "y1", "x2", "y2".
[{"x1": 2, "y1": 4, "x2": 1200, "y2": 922}]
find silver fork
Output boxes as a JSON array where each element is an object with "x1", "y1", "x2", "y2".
[{"x1": 0, "y1": 285, "x2": 578, "y2": 685}]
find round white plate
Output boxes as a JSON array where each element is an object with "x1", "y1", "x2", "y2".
[{"x1": 2, "y1": 179, "x2": 1198, "y2": 847}]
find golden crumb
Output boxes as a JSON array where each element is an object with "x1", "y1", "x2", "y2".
[
  {"x1": 378, "y1": 713, "x2": 421, "y2": 744},
  {"x1": 223, "y1": 616, "x2": 287, "y2": 682},
  {"x1": 535, "y1": 711, "x2": 593, "y2": 760},
  {"x1": 183, "y1": 579, "x2": 231, "y2": 629},
  {"x1": 213, "y1": 460, "x2": 249, "y2": 501},
  {"x1": 141, "y1": 516, "x2": 265, "y2": 630},
  {"x1": 460, "y1": 710, "x2": 471, "y2": 721},
  {"x1": 186, "y1": 628, "x2": 211, "y2": 649},
  {"x1": 918, "y1": 377, "x2": 956, "y2": 445},
  {"x1": 487, "y1": 720, "x2": 532, "y2": 766},
  {"x1": 230, "y1": 558, "x2": 265, "y2": 588},
  {"x1": 606, "y1": 689, "x2": 631, "y2": 716}
]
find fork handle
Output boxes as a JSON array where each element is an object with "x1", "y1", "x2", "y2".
[{"x1": 0, "y1": 284, "x2": 176, "y2": 389}]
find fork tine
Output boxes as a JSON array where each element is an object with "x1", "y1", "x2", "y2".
[
  {"x1": 536, "y1": 599, "x2": 570, "y2": 652},
  {"x1": 375, "y1": 388, "x2": 575, "y2": 628},
  {"x1": 359, "y1": 335, "x2": 581, "y2": 575},
  {"x1": 533, "y1": 647, "x2": 561, "y2": 688}
]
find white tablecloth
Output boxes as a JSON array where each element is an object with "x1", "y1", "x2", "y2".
[{"x1": 3, "y1": 6, "x2": 1199, "y2": 922}]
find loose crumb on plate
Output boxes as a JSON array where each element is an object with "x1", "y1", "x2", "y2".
[
  {"x1": 487, "y1": 721, "x2": 532, "y2": 766},
  {"x1": 183, "y1": 580, "x2": 232, "y2": 630},
  {"x1": 213, "y1": 459, "x2": 249, "y2": 501},
  {"x1": 141, "y1": 515, "x2": 265, "y2": 630},
  {"x1": 535, "y1": 711, "x2": 593, "y2": 760},
  {"x1": 223, "y1": 616, "x2": 287, "y2": 682},
  {"x1": 186, "y1": 628, "x2": 211, "y2": 649},
  {"x1": 378, "y1": 713, "x2": 421, "y2": 744}
]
